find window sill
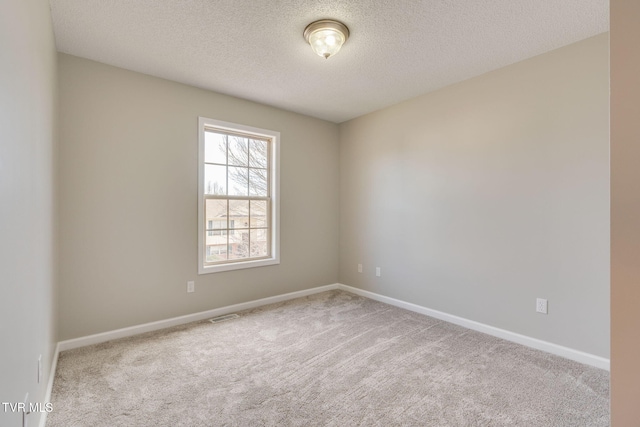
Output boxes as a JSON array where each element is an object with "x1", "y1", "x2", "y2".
[{"x1": 198, "y1": 257, "x2": 279, "y2": 275}]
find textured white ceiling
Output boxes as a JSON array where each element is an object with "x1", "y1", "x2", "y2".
[{"x1": 49, "y1": 0, "x2": 609, "y2": 123}]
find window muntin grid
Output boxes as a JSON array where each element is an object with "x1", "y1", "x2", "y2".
[{"x1": 203, "y1": 129, "x2": 271, "y2": 266}]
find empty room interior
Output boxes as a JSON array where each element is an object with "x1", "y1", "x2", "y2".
[{"x1": 2, "y1": 0, "x2": 640, "y2": 426}]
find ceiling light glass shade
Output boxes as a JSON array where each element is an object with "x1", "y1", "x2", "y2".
[{"x1": 304, "y1": 20, "x2": 349, "y2": 59}]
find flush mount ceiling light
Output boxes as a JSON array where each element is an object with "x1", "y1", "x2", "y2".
[{"x1": 303, "y1": 19, "x2": 350, "y2": 59}]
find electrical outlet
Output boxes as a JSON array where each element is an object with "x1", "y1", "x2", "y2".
[
  {"x1": 187, "y1": 281, "x2": 195, "y2": 293},
  {"x1": 536, "y1": 298, "x2": 548, "y2": 314},
  {"x1": 357, "y1": 264, "x2": 363, "y2": 273},
  {"x1": 375, "y1": 267, "x2": 381, "y2": 277}
]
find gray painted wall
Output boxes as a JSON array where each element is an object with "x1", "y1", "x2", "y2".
[
  {"x1": 338, "y1": 34, "x2": 610, "y2": 358},
  {"x1": 0, "y1": 0, "x2": 58, "y2": 426},
  {"x1": 58, "y1": 54, "x2": 340, "y2": 340}
]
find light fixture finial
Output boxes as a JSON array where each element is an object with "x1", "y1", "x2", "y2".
[{"x1": 303, "y1": 19, "x2": 350, "y2": 59}]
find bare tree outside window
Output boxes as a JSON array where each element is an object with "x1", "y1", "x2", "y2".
[{"x1": 226, "y1": 136, "x2": 268, "y2": 197}]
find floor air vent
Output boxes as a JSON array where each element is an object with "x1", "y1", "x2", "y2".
[{"x1": 209, "y1": 314, "x2": 240, "y2": 324}]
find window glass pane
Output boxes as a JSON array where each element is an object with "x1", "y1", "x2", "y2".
[
  {"x1": 228, "y1": 166, "x2": 248, "y2": 196},
  {"x1": 249, "y1": 168, "x2": 268, "y2": 197},
  {"x1": 204, "y1": 164, "x2": 226, "y2": 195},
  {"x1": 249, "y1": 139, "x2": 268, "y2": 168},
  {"x1": 229, "y1": 200, "x2": 249, "y2": 229},
  {"x1": 250, "y1": 229, "x2": 268, "y2": 258},
  {"x1": 205, "y1": 238, "x2": 228, "y2": 260},
  {"x1": 250, "y1": 200, "x2": 267, "y2": 228},
  {"x1": 204, "y1": 131, "x2": 226, "y2": 164},
  {"x1": 229, "y1": 230, "x2": 249, "y2": 260},
  {"x1": 205, "y1": 199, "x2": 228, "y2": 262},
  {"x1": 206, "y1": 244, "x2": 228, "y2": 262},
  {"x1": 205, "y1": 199, "x2": 227, "y2": 229},
  {"x1": 228, "y1": 136, "x2": 248, "y2": 166}
]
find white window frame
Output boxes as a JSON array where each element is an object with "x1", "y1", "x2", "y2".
[{"x1": 198, "y1": 117, "x2": 280, "y2": 274}]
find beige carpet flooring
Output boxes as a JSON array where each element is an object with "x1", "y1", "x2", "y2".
[{"x1": 47, "y1": 290, "x2": 609, "y2": 426}]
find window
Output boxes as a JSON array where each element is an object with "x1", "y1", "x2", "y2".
[
  {"x1": 209, "y1": 220, "x2": 228, "y2": 236},
  {"x1": 198, "y1": 117, "x2": 279, "y2": 274}
]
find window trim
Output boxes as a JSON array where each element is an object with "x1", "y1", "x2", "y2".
[{"x1": 198, "y1": 117, "x2": 280, "y2": 274}]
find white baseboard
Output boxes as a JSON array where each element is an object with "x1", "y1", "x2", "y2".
[
  {"x1": 39, "y1": 342, "x2": 60, "y2": 427},
  {"x1": 52, "y1": 282, "x2": 608, "y2": 373},
  {"x1": 336, "y1": 283, "x2": 610, "y2": 371},
  {"x1": 57, "y1": 284, "x2": 340, "y2": 352}
]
